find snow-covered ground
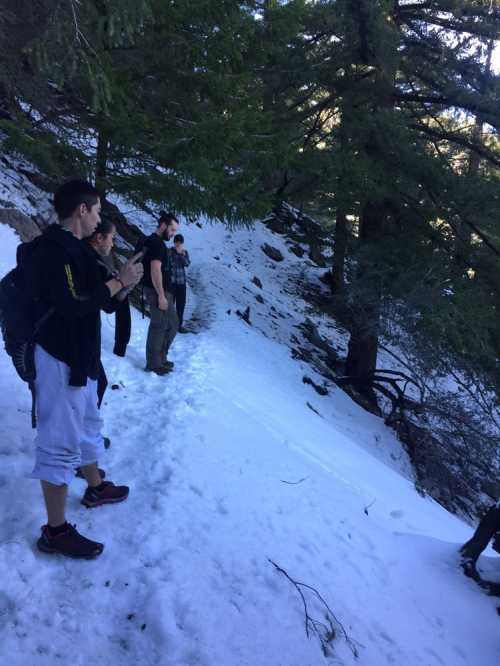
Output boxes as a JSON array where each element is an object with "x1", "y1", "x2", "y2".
[{"x1": 1, "y1": 201, "x2": 499, "y2": 666}]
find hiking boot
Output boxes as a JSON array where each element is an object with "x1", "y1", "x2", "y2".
[
  {"x1": 75, "y1": 467, "x2": 106, "y2": 480},
  {"x1": 37, "y1": 524, "x2": 104, "y2": 559},
  {"x1": 178, "y1": 327, "x2": 189, "y2": 334},
  {"x1": 162, "y1": 360, "x2": 174, "y2": 370},
  {"x1": 460, "y1": 555, "x2": 481, "y2": 582},
  {"x1": 81, "y1": 481, "x2": 129, "y2": 508},
  {"x1": 103, "y1": 436, "x2": 111, "y2": 450},
  {"x1": 145, "y1": 366, "x2": 171, "y2": 376}
]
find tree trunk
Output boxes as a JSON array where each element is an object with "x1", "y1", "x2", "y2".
[
  {"x1": 345, "y1": 200, "x2": 386, "y2": 394},
  {"x1": 95, "y1": 124, "x2": 109, "y2": 197},
  {"x1": 330, "y1": 114, "x2": 351, "y2": 294},
  {"x1": 260, "y1": 0, "x2": 287, "y2": 201},
  {"x1": 0, "y1": 81, "x2": 13, "y2": 120},
  {"x1": 343, "y1": 0, "x2": 398, "y2": 401},
  {"x1": 455, "y1": 38, "x2": 495, "y2": 258},
  {"x1": 330, "y1": 210, "x2": 348, "y2": 293},
  {"x1": 467, "y1": 39, "x2": 494, "y2": 177}
]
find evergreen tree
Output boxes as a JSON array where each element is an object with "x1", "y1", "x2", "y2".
[
  {"x1": 1, "y1": 0, "x2": 499, "y2": 397},
  {"x1": 273, "y1": 0, "x2": 500, "y2": 404}
]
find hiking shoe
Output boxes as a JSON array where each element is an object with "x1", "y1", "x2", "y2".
[
  {"x1": 178, "y1": 327, "x2": 189, "y2": 334},
  {"x1": 81, "y1": 481, "x2": 129, "y2": 508},
  {"x1": 103, "y1": 436, "x2": 111, "y2": 450},
  {"x1": 75, "y1": 467, "x2": 106, "y2": 480},
  {"x1": 145, "y1": 365, "x2": 171, "y2": 376},
  {"x1": 460, "y1": 556, "x2": 480, "y2": 582},
  {"x1": 162, "y1": 360, "x2": 174, "y2": 370},
  {"x1": 37, "y1": 524, "x2": 104, "y2": 559}
]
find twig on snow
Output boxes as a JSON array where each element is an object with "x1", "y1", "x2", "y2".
[
  {"x1": 364, "y1": 499, "x2": 376, "y2": 516},
  {"x1": 268, "y1": 559, "x2": 360, "y2": 658}
]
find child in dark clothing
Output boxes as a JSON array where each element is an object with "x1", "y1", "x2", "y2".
[{"x1": 170, "y1": 233, "x2": 191, "y2": 332}]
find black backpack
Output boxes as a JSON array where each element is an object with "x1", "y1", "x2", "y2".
[
  {"x1": 133, "y1": 234, "x2": 149, "y2": 278},
  {"x1": 0, "y1": 236, "x2": 54, "y2": 426},
  {"x1": 133, "y1": 234, "x2": 149, "y2": 316}
]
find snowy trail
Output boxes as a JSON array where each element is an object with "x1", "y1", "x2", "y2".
[{"x1": 1, "y1": 221, "x2": 499, "y2": 665}]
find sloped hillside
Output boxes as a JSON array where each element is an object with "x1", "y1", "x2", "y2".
[{"x1": 0, "y1": 163, "x2": 499, "y2": 666}]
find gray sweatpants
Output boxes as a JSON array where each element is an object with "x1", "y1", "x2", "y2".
[
  {"x1": 144, "y1": 287, "x2": 178, "y2": 370},
  {"x1": 30, "y1": 345, "x2": 104, "y2": 486}
]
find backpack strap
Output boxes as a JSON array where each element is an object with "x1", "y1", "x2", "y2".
[
  {"x1": 140, "y1": 284, "x2": 145, "y2": 319},
  {"x1": 33, "y1": 306, "x2": 56, "y2": 335},
  {"x1": 29, "y1": 379, "x2": 37, "y2": 428},
  {"x1": 30, "y1": 309, "x2": 55, "y2": 428}
]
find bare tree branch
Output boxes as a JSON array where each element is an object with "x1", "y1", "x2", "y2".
[{"x1": 268, "y1": 559, "x2": 360, "y2": 658}]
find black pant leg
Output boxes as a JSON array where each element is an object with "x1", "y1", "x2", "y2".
[
  {"x1": 461, "y1": 505, "x2": 500, "y2": 563},
  {"x1": 175, "y1": 284, "x2": 187, "y2": 328},
  {"x1": 113, "y1": 298, "x2": 131, "y2": 357}
]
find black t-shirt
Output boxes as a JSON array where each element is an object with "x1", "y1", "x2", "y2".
[{"x1": 142, "y1": 233, "x2": 171, "y2": 291}]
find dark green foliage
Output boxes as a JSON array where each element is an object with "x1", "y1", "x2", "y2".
[{"x1": 0, "y1": 0, "x2": 499, "y2": 399}]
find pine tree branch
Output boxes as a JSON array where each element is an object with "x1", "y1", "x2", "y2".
[
  {"x1": 398, "y1": 1, "x2": 500, "y2": 22},
  {"x1": 401, "y1": 62, "x2": 499, "y2": 123},
  {"x1": 409, "y1": 123, "x2": 500, "y2": 169},
  {"x1": 395, "y1": 92, "x2": 451, "y2": 105},
  {"x1": 398, "y1": 190, "x2": 500, "y2": 294},
  {"x1": 400, "y1": 11, "x2": 499, "y2": 38},
  {"x1": 424, "y1": 186, "x2": 500, "y2": 259}
]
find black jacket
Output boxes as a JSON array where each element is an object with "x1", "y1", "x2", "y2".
[{"x1": 35, "y1": 225, "x2": 112, "y2": 387}]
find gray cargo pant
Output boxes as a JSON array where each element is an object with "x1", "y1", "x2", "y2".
[{"x1": 144, "y1": 287, "x2": 178, "y2": 370}]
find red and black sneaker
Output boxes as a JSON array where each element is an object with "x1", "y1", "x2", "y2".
[
  {"x1": 75, "y1": 467, "x2": 106, "y2": 480},
  {"x1": 81, "y1": 481, "x2": 129, "y2": 508},
  {"x1": 37, "y1": 524, "x2": 104, "y2": 559}
]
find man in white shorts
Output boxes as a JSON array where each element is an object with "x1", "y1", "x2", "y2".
[{"x1": 31, "y1": 180, "x2": 142, "y2": 558}]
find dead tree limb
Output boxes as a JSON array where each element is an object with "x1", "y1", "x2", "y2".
[{"x1": 268, "y1": 559, "x2": 360, "y2": 658}]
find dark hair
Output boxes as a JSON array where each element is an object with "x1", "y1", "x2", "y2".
[
  {"x1": 158, "y1": 210, "x2": 179, "y2": 227},
  {"x1": 88, "y1": 218, "x2": 116, "y2": 242},
  {"x1": 173, "y1": 234, "x2": 184, "y2": 244},
  {"x1": 53, "y1": 180, "x2": 100, "y2": 221}
]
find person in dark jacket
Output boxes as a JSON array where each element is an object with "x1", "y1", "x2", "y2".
[
  {"x1": 32, "y1": 180, "x2": 143, "y2": 559},
  {"x1": 142, "y1": 211, "x2": 179, "y2": 375},
  {"x1": 169, "y1": 233, "x2": 191, "y2": 333},
  {"x1": 87, "y1": 218, "x2": 132, "y2": 358}
]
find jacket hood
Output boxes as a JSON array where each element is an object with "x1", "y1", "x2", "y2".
[{"x1": 42, "y1": 224, "x2": 80, "y2": 250}]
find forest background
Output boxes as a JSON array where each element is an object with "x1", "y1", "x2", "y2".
[{"x1": 0, "y1": 0, "x2": 499, "y2": 518}]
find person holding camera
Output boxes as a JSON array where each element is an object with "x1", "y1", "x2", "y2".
[
  {"x1": 32, "y1": 180, "x2": 143, "y2": 559},
  {"x1": 87, "y1": 218, "x2": 133, "y2": 358},
  {"x1": 169, "y1": 233, "x2": 191, "y2": 333}
]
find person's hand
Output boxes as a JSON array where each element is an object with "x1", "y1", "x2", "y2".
[
  {"x1": 119, "y1": 253, "x2": 144, "y2": 287},
  {"x1": 158, "y1": 294, "x2": 168, "y2": 311}
]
